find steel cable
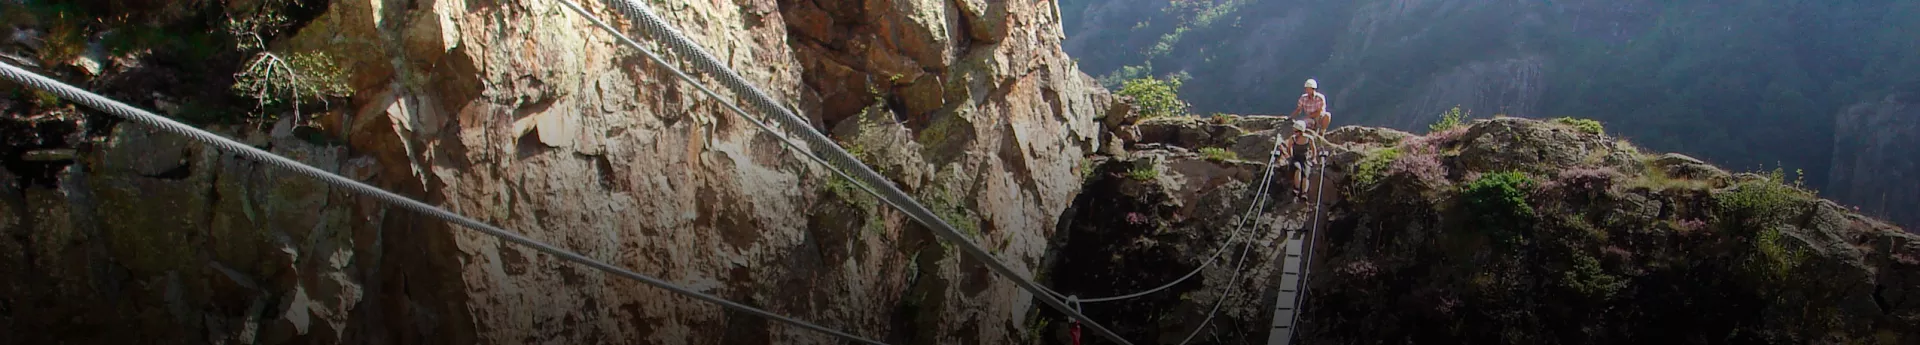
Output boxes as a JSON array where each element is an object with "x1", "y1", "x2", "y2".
[
  {"x1": 1284, "y1": 150, "x2": 1332, "y2": 343},
  {"x1": 1040, "y1": 134, "x2": 1287, "y2": 304},
  {"x1": 571, "y1": 0, "x2": 1134, "y2": 342},
  {"x1": 0, "y1": 61, "x2": 888, "y2": 345}
]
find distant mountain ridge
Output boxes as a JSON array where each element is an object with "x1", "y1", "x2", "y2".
[{"x1": 1058, "y1": 0, "x2": 1920, "y2": 228}]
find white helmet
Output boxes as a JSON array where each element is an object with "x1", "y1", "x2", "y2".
[
  {"x1": 1304, "y1": 79, "x2": 1318, "y2": 89},
  {"x1": 1293, "y1": 119, "x2": 1309, "y2": 132}
]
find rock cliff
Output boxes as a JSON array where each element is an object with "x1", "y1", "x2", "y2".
[
  {"x1": 1830, "y1": 93, "x2": 1920, "y2": 229},
  {"x1": 1037, "y1": 115, "x2": 1919, "y2": 344},
  {"x1": 2, "y1": 0, "x2": 1109, "y2": 343},
  {"x1": 5, "y1": 0, "x2": 1919, "y2": 344}
]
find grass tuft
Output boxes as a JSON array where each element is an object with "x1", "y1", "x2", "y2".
[
  {"x1": 1551, "y1": 117, "x2": 1606, "y2": 136},
  {"x1": 1199, "y1": 147, "x2": 1237, "y2": 162}
]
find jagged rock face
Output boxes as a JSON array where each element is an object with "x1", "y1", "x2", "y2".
[
  {"x1": 301, "y1": 0, "x2": 1103, "y2": 343},
  {"x1": 1041, "y1": 116, "x2": 1919, "y2": 344},
  {"x1": 1829, "y1": 93, "x2": 1920, "y2": 230},
  {"x1": 3, "y1": 0, "x2": 1106, "y2": 343},
  {"x1": 0, "y1": 115, "x2": 385, "y2": 344}
]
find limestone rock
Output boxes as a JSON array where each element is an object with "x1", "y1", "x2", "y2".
[
  {"x1": 1325, "y1": 126, "x2": 1413, "y2": 147},
  {"x1": 1456, "y1": 117, "x2": 1612, "y2": 175},
  {"x1": 1132, "y1": 116, "x2": 1244, "y2": 151},
  {"x1": 1102, "y1": 94, "x2": 1138, "y2": 129},
  {"x1": 1649, "y1": 153, "x2": 1729, "y2": 182},
  {"x1": 99, "y1": 124, "x2": 192, "y2": 176},
  {"x1": 955, "y1": 0, "x2": 1011, "y2": 43}
]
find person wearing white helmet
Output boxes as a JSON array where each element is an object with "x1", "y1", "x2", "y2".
[
  {"x1": 1288, "y1": 79, "x2": 1332, "y2": 133},
  {"x1": 1276, "y1": 119, "x2": 1321, "y2": 201}
]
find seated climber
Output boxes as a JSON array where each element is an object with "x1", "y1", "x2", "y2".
[
  {"x1": 1277, "y1": 120, "x2": 1321, "y2": 201},
  {"x1": 1288, "y1": 79, "x2": 1332, "y2": 133}
]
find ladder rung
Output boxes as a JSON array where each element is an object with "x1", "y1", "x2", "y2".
[
  {"x1": 1283, "y1": 271, "x2": 1300, "y2": 276},
  {"x1": 1275, "y1": 306, "x2": 1293, "y2": 311},
  {"x1": 1280, "y1": 289, "x2": 1297, "y2": 293},
  {"x1": 1273, "y1": 325, "x2": 1291, "y2": 329}
]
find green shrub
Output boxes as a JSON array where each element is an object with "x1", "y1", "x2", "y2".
[
  {"x1": 28, "y1": 89, "x2": 62, "y2": 108},
  {"x1": 825, "y1": 177, "x2": 878, "y2": 210},
  {"x1": 1353, "y1": 147, "x2": 1403, "y2": 187},
  {"x1": 1428, "y1": 106, "x2": 1469, "y2": 133},
  {"x1": 1199, "y1": 147, "x2": 1237, "y2": 162},
  {"x1": 1116, "y1": 76, "x2": 1188, "y2": 119},
  {"x1": 923, "y1": 185, "x2": 982, "y2": 239},
  {"x1": 38, "y1": 13, "x2": 86, "y2": 66},
  {"x1": 1126, "y1": 161, "x2": 1160, "y2": 181},
  {"x1": 1461, "y1": 171, "x2": 1538, "y2": 246},
  {"x1": 1552, "y1": 117, "x2": 1606, "y2": 136},
  {"x1": 1561, "y1": 253, "x2": 1625, "y2": 299},
  {"x1": 1750, "y1": 228, "x2": 1808, "y2": 280},
  {"x1": 1713, "y1": 167, "x2": 1811, "y2": 227},
  {"x1": 1076, "y1": 158, "x2": 1097, "y2": 182}
]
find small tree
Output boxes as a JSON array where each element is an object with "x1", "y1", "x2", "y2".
[
  {"x1": 232, "y1": 51, "x2": 351, "y2": 124},
  {"x1": 226, "y1": 0, "x2": 352, "y2": 125}
]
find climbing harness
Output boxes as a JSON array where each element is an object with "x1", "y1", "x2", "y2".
[{"x1": 0, "y1": 61, "x2": 888, "y2": 344}]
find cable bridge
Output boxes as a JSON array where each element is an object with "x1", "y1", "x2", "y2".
[{"x1": 0, "y1": 0, "x2": 1339, "y2": 342}]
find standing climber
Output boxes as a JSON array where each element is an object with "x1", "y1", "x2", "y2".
[
  {"x1": 1288, "y1": 79, "x2": 1332, "y2": 133},
  {"x1": 1277, "y1": 120, "x2": 1321, "y2": 201}
]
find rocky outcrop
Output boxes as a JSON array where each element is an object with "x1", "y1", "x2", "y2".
[
  {"x1": 1125, "y1": 115, "x2": 1296, "y2": 161},
  {"x1": 2, "y1": 0, "x2": 1110, "y2": 343},
  {"x1": 1038, "y1": 116, "x2": 1919, "y2": 344},
  {"x1": 1453, "y1": 117, "x2": 1640, "y2": 176},
  {"x1": 1829, "y1": 93, "x2": 1920, "y2": 229}
]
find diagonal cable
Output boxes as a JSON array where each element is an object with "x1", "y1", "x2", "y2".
[
  {"x1": 0, "y1": 61, "x2": 888, "y2": 345},
  {"x1": 566, "y1": 0, "x2": 1135, "y2": 342}
]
